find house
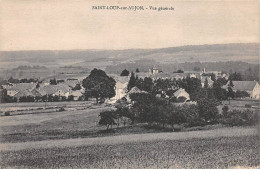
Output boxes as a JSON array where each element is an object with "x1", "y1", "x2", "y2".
[
  {"x1": 37, "y1": 83, "x2": 72, "y2": 98},
  {"x1": 5, "y1": 83, "x2": 37, "y2": 98},
  {"x1": 149, "y1": 66, "x2": 160, "y2": 74},
  {"x1": 173, "y1": 88, "x2": 190, "y2": 101},
  {"x1": 64, "y1": 79, "x2": 80, "y2": 88},
  {"x1": 71, "y1": 89, "x2": 85, "y2": 101},
  {"x1": 223, "y1": 81, "x2": 260, "y2": 99},
  {"x1": 108, "y1": 76, "x2": 129, "y2": 102},
  {"x1": 125, "y1": 86, "x2": 148, "y2": 102}
]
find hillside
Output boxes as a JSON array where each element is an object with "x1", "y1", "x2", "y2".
[
  {"x1": 0, "y1": 43, "x2": 258, "y2": 79},
  {"x1": 0, "y1": 43, "x2": 258, "y2": 68}
]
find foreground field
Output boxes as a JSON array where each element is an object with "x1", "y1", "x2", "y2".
[
  {"x1": 0, "y1": 105, "x2": 114, "y2": 143},
  {"x1": 0, "y1": 135, "x2": 258, "y2": 168},
  {"x1": 0, "y1": 101, "x2": 259, "y2": 168}
]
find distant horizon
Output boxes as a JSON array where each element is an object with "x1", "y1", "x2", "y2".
[{"x1": 0, "y1": 42, "x2": 258, "y2": 52}]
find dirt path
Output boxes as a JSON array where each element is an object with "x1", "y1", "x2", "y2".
[{"x1": 0, "y1": 126, "x2": 257, "y2": 152}]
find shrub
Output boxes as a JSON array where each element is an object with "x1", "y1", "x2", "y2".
[
  {"x1": 4, "y1": 111, "x2": 10, "y2": 116},
  {"x1": 67, "y1": 95, "x2": 74, "y2": 101},
  {"x1": 177, "y1": 96, "x2": 187, "y2": 103},
  {"x1": 58, "y1": 107, "x2": 65, "y2": 112},
  {"x1": 220, "y1": 109, "x2": 257, "y2": 126},
  {"x1": 235, "y1": 90, "x2": 250, "y2": 98},
  {"x1": 222, "y1": 105, "x2": 229, "y2": 115},
  {"x1": 169, "y1": 96, "x2": 178, "y2": 102},
  {"x1": 245, "y1": 104, "x2": 252, "y2": 108}
]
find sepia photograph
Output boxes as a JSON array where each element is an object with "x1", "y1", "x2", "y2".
[{"x1": 0, "y1": 0, "x2": 259, "y2": 169}]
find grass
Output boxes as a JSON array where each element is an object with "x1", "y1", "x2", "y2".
[
  {"x1": 0, "y1": 135, "x2": 258, "y2": 168},
  {"x1": 0, "y1": 106, "x2": 113, "y2": 143},
  {"x1": 0, "y1": 101, "x2": 259, "y2": 168}
]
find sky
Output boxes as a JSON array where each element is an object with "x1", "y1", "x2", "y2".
[{"x1": 0, "y1": 0, "x2": 259, "y2": 51}]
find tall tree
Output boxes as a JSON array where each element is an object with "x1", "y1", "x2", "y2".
[
  {"x1": 50, "y1": 78, "x2": 57, "y2": 85},
  {"x1": 143, "y1": 77, "x2": 153, "y2": 93},
  {"x1": 227, "y1": 86, "x2": 235, "y2": 104},
  {"x1": 210, "y1": 73, "x2": 216, "y2": 82},
  {"x1": 127, "y1": 72, "x2": 136, "y2": 91},
  {"x1": 228, "y1": 79, "x2": 234, "y2": 87},
  {"x1": 197, "y1": 98, "x2": 219, "y2": 124},
  {"x1": 212, "y1": 81, "x2": 227, "y2": 102},
  {"x1": 82, "y1": 68, "x2": 116, "y2": 103},
  {"x1": 204, "y1": 78, "x2": 209, "y2": 88}
]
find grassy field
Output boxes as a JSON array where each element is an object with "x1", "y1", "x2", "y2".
[
  {"x1": 0, "y1": 100, "x2": 259, "y2": 168},
  {"x1": 0, "y1": 135, "x2": 258, "y2": 168},
  {"x1": 0, "y1": 105, "x2": 115, "y2": 143}
]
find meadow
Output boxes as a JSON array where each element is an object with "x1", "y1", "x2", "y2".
[{"x1": 0, "y1": 100, "x2": 259, "y2": 168}]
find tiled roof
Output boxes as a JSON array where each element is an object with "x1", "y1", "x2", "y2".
[
  {"x1": 173, "y1": 88, "x2": 189, "y2": 97},
  {"x1": 13, "y1": 90, "x2": 35, "y2": 98},
  {"x1": 127, "y1": 86, "x2": 147, "y2": 95},
  {"x1": 37, "y1": 84, "x2": 71, "y2": 95},
  {"x1": 225, "y1": 81, "x2": 258, "y2": 91},
  {"x1": 64, "y1": 80, "x2": 80, "y2": 88},
  {"x1": 5, "y1": 83, "x2": 36, "y2": 91}
]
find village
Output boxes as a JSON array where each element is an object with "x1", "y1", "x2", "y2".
[
  {"x1": 1, "y1": 66, "x2": 259, "y2": 104},
  {"x1": 0, "y1": 65, "x2": 259, "y2": 168}
]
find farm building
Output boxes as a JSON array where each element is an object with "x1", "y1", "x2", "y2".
[
  {"x1": 223, "y1": 81, "x2": 260, "y2": 99},
  {"x1": 125, "y1": 86, "x2": 148, "y2": 102},
  {"x1": 70, "y1": 89, "x2": 85, "y2": 100},
  {"x1": 5, "y1": 83, "x2": 37, "y2": 98},
  {"x1": 37, "y1": 84, "x2": 72, "y2": 98}
]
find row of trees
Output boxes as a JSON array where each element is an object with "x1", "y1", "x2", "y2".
[
  {"x1": 126, "y1": 72, "x2": 250, "y2": 103},
  {"x1": 127, "y1": 72, "x2": 229, "y2": 101},
  {"x1": 99, "y1": 92, "x2": 220, "y2": 130},
  {"x1": 6, "y1": 77, "x2": 39, "y2": 84},
  {"x1": 99, "y1": 91, "x2": 256, "y2": 130},
  {"x1": 120, "y1": 68, "x2": 140, "y2": 76}
]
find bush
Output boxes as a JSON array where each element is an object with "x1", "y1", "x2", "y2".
[
  {"x1": 235, "y1": 90, "x2": 250, "y2": 98},
  {"x1": 177, "y1": 96, "x2": 187, "y2": 103},
  {"x1": 245, "y1": 104, "x2": 252, "y2": 108},
  {"x1": 169, "y1": 96, "x2": 178, "y2": 102},
  {"x1": 4, "y1": 111, "x2": 10, "y2": 116},
  {"x1": 220, "y1": 109, "x2": 257, "y2": 126},
  {"x1": 58, "y1": 107, "x2": 65, "y2": 112},
  {"x1": 222, "y1": 105, "x2": 229, "y2": 115}
]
